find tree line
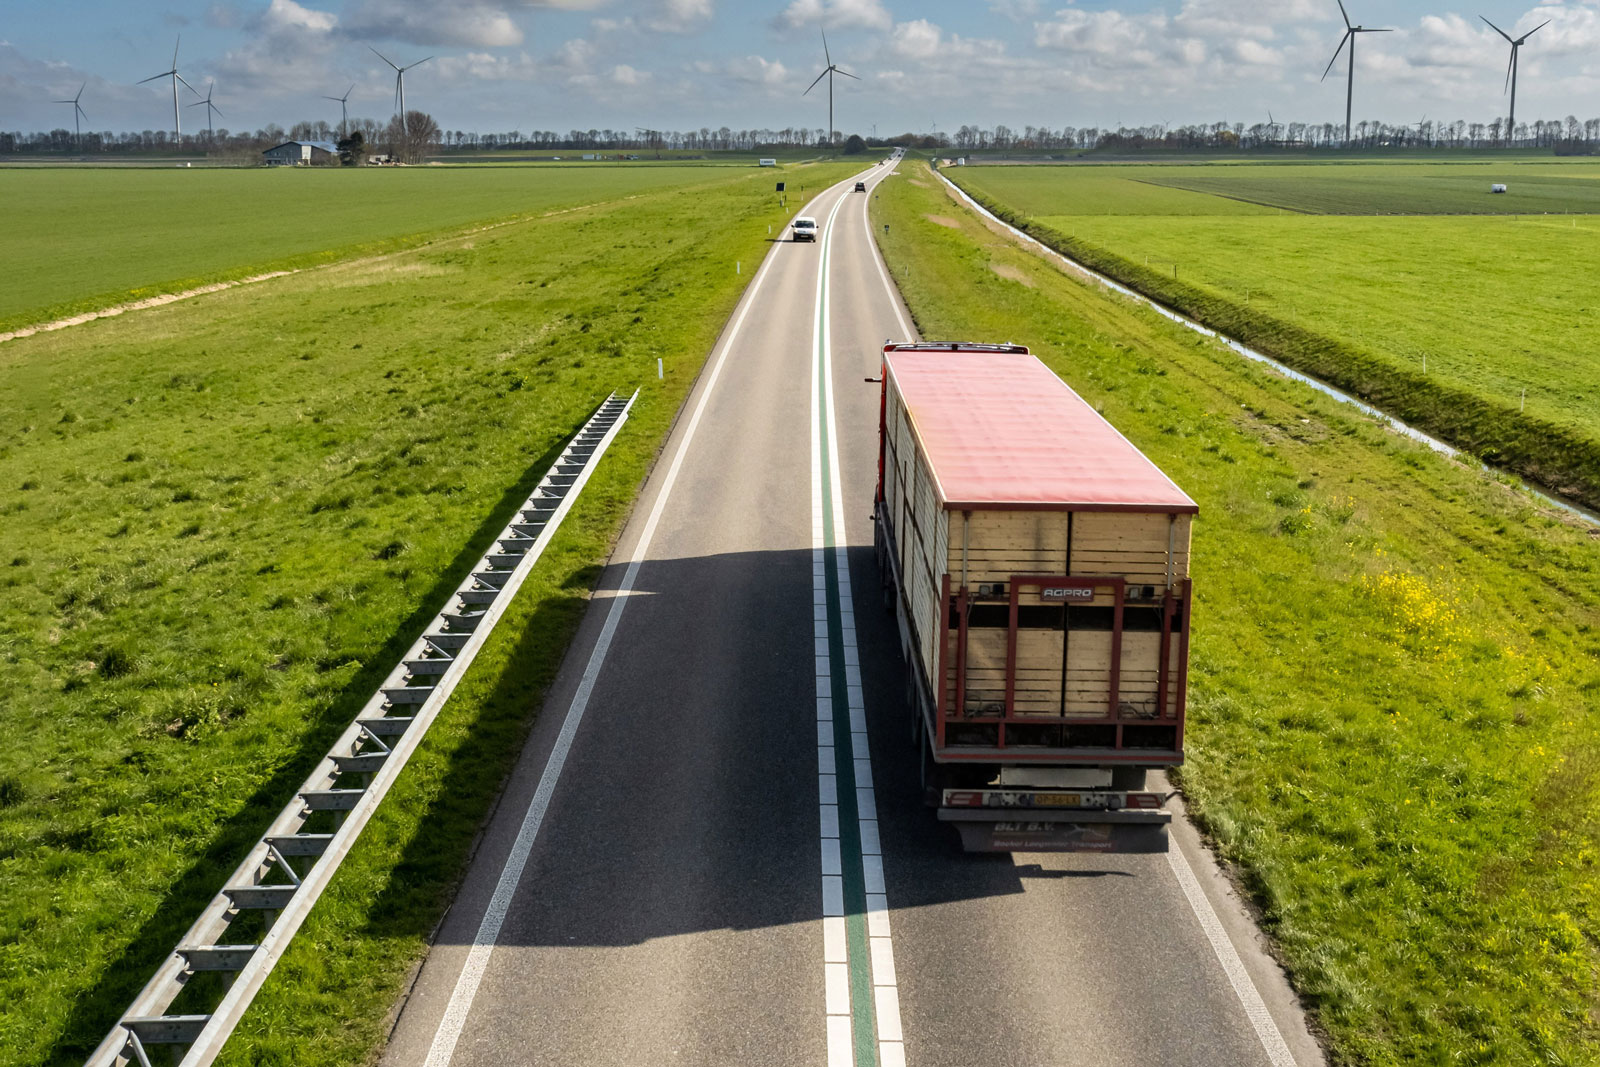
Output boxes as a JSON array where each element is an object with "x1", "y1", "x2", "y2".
[
  {"x1": 949, "y1": 116, "x2": 1600, "y2": 152},
  {"x1": 7, "y1": 115, "x2": 1600, "y2": 160}
]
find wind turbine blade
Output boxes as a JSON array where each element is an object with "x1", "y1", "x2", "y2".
[
  {"x1": 138, "y1": 72, "x2": 170, "y2": 84},
  {"x1": 187, "y1": 98, "x2": 206, "y2": 108},
  {"x1": 345, "y1": 84, "x2": 355, "y2": 100},
  {"x1": 176, "y1": 72, "x2": 200, "y2": 95},
  {"x1": 1320, "y1": 32, "x2": 1350, "y2": 81},
  {"x1": 76, "y1": 81, "x2": 86, "y2": 101},
  {"x1": 1521, "y1": 19, "x2": 1550, "y2": 42},
  {"x1": 1480, "y1": 16, "x2": 1515, "y2": 44},
  {"x1": 211, "y1": 104, "x2": 223, "y2": 118},
  {"x1": 804, "y1": 68, "x2": 829, "y2": 95},
  {"x1": 78, "y1": 105, "x2": 88, "y2": 122},
  {"x1": 835, "y1": 67, "x2": 860, "y2": 80},
  {"x1": 1505, "y1": 47, "x2": 1514, "y2": 93},
  {"x1": 173, "y1": 35, "x2": 181, "y2": 68},
  {"x1": 370, "y1": 46, "x2": 399, "y2": 71},
  {"x1": 1337, "y1": 0, "x2": 1351, "y2": 30},
  {"x1": 822, "y1": 28, "x2": 832, "y2": 67}
]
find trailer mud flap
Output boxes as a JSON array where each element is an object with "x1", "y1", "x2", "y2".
[{"x1": 954, "y1": 820, "x2": 1169, "y2": 854}]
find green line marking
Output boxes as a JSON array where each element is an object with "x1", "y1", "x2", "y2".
[{"x1": 817, "y1": 202, "x2": 880, "y2": 1067}]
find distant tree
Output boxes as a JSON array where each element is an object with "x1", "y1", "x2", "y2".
[
  {"x1": 337, "y1": 130, "x2": 367, "y2": 167},
  {"x1": 842, "y1": 133, "x2": 867, "y2": 155},
  {"x1": 383, "y1": 111, "x2": 440, "y2": 163}
]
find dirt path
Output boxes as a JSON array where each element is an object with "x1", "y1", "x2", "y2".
[{"x1": 0, "y1": 273, "x2": 297, "y2": 345}]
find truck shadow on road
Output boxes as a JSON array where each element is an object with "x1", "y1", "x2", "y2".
[{"x1": 365, "y1": 541, "x2": 1146, "y2": 955}]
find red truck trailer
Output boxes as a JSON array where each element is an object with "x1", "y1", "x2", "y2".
[{"x1": 873, "y1": 343, "x2": 1197, "y2": 853}]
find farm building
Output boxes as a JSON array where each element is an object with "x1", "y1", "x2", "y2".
[{"x1": 262, "y1": 140, "x2": 338, "y2": 166}]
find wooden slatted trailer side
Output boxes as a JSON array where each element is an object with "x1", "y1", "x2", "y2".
[{"x1": 873, "y1": 343, "x2": 1198, "y2": 853}]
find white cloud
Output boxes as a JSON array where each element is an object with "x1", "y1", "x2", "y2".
[
  {"x1": 432, "y1": 50, "x2": 539, "y2": 81},
  {"x1": 264, "y1": 0, "x2": 336, "y2": 34},
  {"x1": 986, "y1": 0, "x2": 1041, "y2": 20},
  {"x1": 887, "y1": 19, "x2": 1005, "y2": 62},
  {"x1": 341, "y1": 0, "x2": 609, "y2": 48},
  {"x1": 611, "y1": 63, "x2": 648, "y2": 85},
  {"x1": 889, "y1": 19, "x2": 942, "y2": 59},
  {"x1": 652, "y1": 0, "x2": 713, "y2": 32},
  {"x1": 343, "y1": 0, "x2": 523, "y2": 47},
  {"x1": 781, "y1": 0, "x2": 892, "y2": 32}
]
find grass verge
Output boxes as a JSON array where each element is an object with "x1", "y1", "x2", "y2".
[
  {"x1": 944, "y1": 168, "x2": 1600, "y2": 514},
  {"x1": 0, "y1": 161, "x2": 864, "y2": 1067},
  {"x1": 877, "y1": 161, "x2": 1600, "y2": 1066},
  {"x1": 0, "y1": 163, "x2": 827, "y2": 333}
]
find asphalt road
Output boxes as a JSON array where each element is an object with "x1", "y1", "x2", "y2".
[{"x1": 382, "y1": 154, "x2": 1327, "y2": 1067}]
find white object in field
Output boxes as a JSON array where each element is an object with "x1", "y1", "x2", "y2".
[
  {"x1": 1492, "y1": 183, "x2": 1508, "y2": 193},
  {"x1": 759, "y1": 157, "x2": 777, "y2": 166}
]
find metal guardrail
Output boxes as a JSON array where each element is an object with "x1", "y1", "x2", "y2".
[{"x1": 86, "y1": 391, "x2": 638, "y2": 1067}]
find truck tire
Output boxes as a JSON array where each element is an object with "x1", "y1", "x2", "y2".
[
  {"x1": 907, "y1": 661, "x2": 923, "y2": 746},
  {"x1": 875, "y1": 522, "x2": 895, "y2": 612},
  {"x1": 1111, "y1": 766, "x2": 1148, "y2": 791}
]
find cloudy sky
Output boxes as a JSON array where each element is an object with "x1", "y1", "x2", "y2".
[{"x1": 3, "y1": 0, "x2": 1599, "y2": 136}]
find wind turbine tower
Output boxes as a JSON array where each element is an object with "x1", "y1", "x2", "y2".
[
  {"x1": 370, "y1": 48, "x2": 432, "y2": 136},
  {"x1": 1320, "y1": 1, "x2": 1393, "y2": 146},
  {"x1": 803, "y1": 31, "x2": 858, "y2": 148},
  {"x1": 139, "y1": 36, "x2": 201, "y2": 145},
  {"x1": 324, "y1": 84, "x2": 355, "y2": 136},
  {"x1": 187, "y1": 82, "x2": 223, "y2": 141},
  {"x1": 54, "y1": 82, "x2": 88, "y2": 149},
  {"x1": 1481, "y1": 16, "x2": 1549, "y2": 146}
]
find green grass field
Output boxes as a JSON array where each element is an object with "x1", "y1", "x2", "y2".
[
  {"x1": 0, "y1": 160, "x2": 863, "y2": 1066},
  {"x1": 0, "y1": 162, "x2": 826, "y2": 331},
  {"x1": 1034, "y1": 214, "x2": 1600, "y2": 437},
  {"x1": 877, "y1": 163, "x2": 1600, "y2": 1066},
  {"x1": 955, "y1": 161, "x2": 1600, "y2": 216},
  {"x1": 948, "y1": 162, "x2": 1600, "y2": 508}
]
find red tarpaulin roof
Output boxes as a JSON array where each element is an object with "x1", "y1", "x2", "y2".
[{"x1": 885, "y1": 347, "x2": 1198, "y2": 513}]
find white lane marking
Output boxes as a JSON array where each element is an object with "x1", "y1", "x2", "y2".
[
  {"x1": 1167, "y1": 844, "x2": 1299, "y2": 1067},
  {"x1": 812, "y1": 179, "x2": 854, "y2": 1067},
  {"x1": 816, "y1": 163, "x2": 908, "y2": 1067},
  {"x1": 421, "y1": 203, "x2": 793, "y2": 1067}
]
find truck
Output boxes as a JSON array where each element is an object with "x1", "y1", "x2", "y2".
[{"x1": 872, "y1": 343, "x2": 1197, "y2": 853}]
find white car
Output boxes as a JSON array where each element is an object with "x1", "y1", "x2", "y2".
[{"x1": 792, "y1": 217, "x2": 818, "y2": 242}]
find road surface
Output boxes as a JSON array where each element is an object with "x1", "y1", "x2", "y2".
[{"x1": 381, "y1": 153, "x2": 1326, "y2": 1067}]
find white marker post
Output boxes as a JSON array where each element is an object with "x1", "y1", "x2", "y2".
[{"x1": 657, "y1": 358, "x2": 664, "y2": 380}]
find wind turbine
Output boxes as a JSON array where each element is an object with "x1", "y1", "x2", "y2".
[
  {"x1": 54, "y1": 82, "x2": 87, "y2": 149},
  {"x1": 803, "y1": 30, "x2": 857, "y2": 148},
  {"x1": 324, "y1": 84, "x2": 355, "y2": 136},
  {"x1": 1481, "y1": 16, "x2": 1549, "y2": 146},
  {"x1": 370, "y1": 48, "x2": 432, "y2": 136},
  {"x1": 139, "y1": 36, "x2": 201, "y2": 145},
  {"x1": 1320, "y1": 1, "x2": 1393, "y2": 146},
  {"x1": 187, "y1": 82, "x2": 223, "y2": 140}
]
